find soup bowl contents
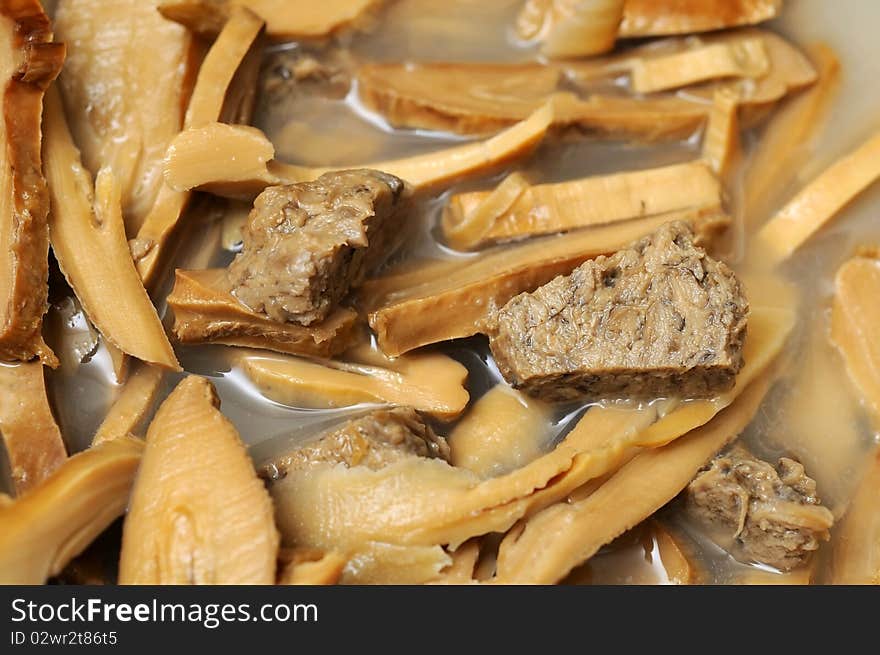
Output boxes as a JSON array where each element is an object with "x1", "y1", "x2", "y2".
[{"x1": 0, "y1": 0, "x2": 879, "y2": 586}]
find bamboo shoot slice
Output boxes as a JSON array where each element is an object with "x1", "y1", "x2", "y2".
[
  {"x1": 448, "y1": 385, "x2": 553, "y2": 478},
  {"x1": 278, "y1": 549, "x2": 346, "y2": 585},
  {"x1": 754, "y1": 131, "x2": 880, "y2": 266},
  {"x1": 0, "y1": 2, "x2": 63, "y2": 365},
  {"x1": 619, "y1": 0, "x2": 782, "y2": 37},
  {"x1": 702, "y1": 88, "x2": 741, "y2": 179},
  {"x1": 363, "y1": 211, "x2": 723, "y2": 357},
  {"x1": 429, "y1": 540, "x2": 481, "y2": 585},
  {"x1": 0, "y1": 362, "x2": 66, "y2": 496},
  {"x1": 0, "y1": 437, "x2": 143, "y2": 584},
  {"x1": 168, "y1": 269, "x2": 359, "y2": 357},
  {"x1": 161, "y1": 0, "x2": 380, "y2": 39},
  {"x1": 239, "y1": 342, "x2": 469, "y2": 420},
  {"x1": 632, "y1": 38, "x2": 768, "y2": 94},
  {"x1": 443, "y1": 172, "x2": 531, "y2": 250},
  {"x1": 830, "y1": 446, "x2": 880, "y2": 584},
  {"x1": 55, "y1": 0, "x2": 197, "y2": 235},
  {"x1": 43, "y1": 87, "x2": 180, "y2": 371},
  {"x1": 163, "y1": 103, "x2": 554, "y2": 197},
  {"x1": 830, "y1": 252, "x2": 880, "y2": 424},
  {"x1": 743, "y1": 44, "x2": 840, "y2": 226},
  {"x1": 442, "y1": 161, "x2": 723, "y2": 247},
  {"x1": 532, "y1": 0, "x2": 625, "y2": 59},
  {"x1": 270, "y1": 306, "x2": 790, "y2": 553},
  {"x1": 92, "y1": 363, "x2": 165, "y2": 446},
  {"x1": 494, "y1": 364, "x2": 777, "y2": 584},
  {"x1": 119, "y1": 376, "x2": 279, "y2": 584},
  {"x1": 134, "y1": 7, "x2": 265, "y2": 287}
]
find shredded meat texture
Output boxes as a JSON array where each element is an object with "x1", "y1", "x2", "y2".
[
  {"x1": 486, "y1": 221, "x2": 749, "y2": 401},
  {"x1": 686, "y1": 446, "x2": 834, "y2": 571},
  {"x1": 266, "y1": 407, "x2": 450, "y2": 478},
  {"x1": 228, "y1": 169, "x2": 408, "y2": 326}
]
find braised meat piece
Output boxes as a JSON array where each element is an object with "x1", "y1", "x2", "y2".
[
  {"x1": 265, "y1": 407, "x2": 449, "y2": 478},
  {"x1": 486, "y1": 221, "x2": 748, "y2": 401},
  {"x1": 228, "y1": 170, "x2": 408, "y2": 326},
  {"x1": 686, "y1": 446, "x2": 834, "y2": 571}
]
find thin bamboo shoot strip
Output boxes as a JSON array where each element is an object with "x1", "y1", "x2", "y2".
[
  {"x1": 92, "y1": 363, "x2": 165, "y2": 446},
  {"x1": 755, "y1": 131, "x2": 880, "y2": 265},
  {"x1": 43, "y1": 88, "x2": 180, "y2": 371},
  {"x1": 702, "y1": 88, "x2": 741, "y2": 178},
  {"x1": 442, "y1": 160, "x2": 722, "y2": 247},
  {"x1": 0, "y1": 362, "x2": 67, "y2": 496},
  {"x1": 539, "y1": 0, "x2": 625, "y2": 59},
  {"x1": 163, "y1": 103, "x2": 554, "y2": 197},
  {"x1": 831, "y1": 447, "x2": 880, "y2": 584}
]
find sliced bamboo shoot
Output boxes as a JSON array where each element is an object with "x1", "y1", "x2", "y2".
[
  {"x1": 830, "y1": 252, "x2": 880, "y2": 424},
  {"x1": 168, "y1": 269, "x2": 358, "y2": 357},
  {"x1": 529, "y1": 0, "x2": 625, "y2": 59},
  {"x1": 270, "y1": 307, "x2": 790, "y2": 554},
  {"x1": 0, "y1": 1, "x2": 63, "y2": 365},
  {"x1": 448, "y1": 385, "x2": 553, "y2": 477},
  {"x1": 278, "y1": 549, "x2": 346, "y2": 585},
  {"x1": 702, "y1": 88, "x2": 741, "y2": 178},
  {"x1": 443, "y1": 172, "x2": 530, "y2": 250},
  {"x1": 134, "y1": 7, "x2": 265, "y2": 287},
  {"x1": 43, "y1": 87, "x2": 180, "y2": 371},
  {"x1": 743, "y1": 43, "x2": 840, "y2": 226},
  {"x1": 651, "y1": 521, "x2": 701, "y2": 585},
  {"x1": 239, "y1": 342, "x2": 469, "y2": 419},
  {"x1": 0, "y1": 437, "x2": 143, "y2": 584},
  {"x1": 755, "y1": 131, "x2": 880, "y2": 266},
  {"x1": 0, "y1": 362, "x2": 66, "y2": 496},
  {"x1": 363, "y1": 211, "x2": 724, "y2": 357},
  {"x1": 92, "y1": 363, "x2": 165, "y2": 446},
  {"x1": 830, "y1": 447, "x2": 880, "y2": 584},
  {"x1": 161, "y1": 0, "x2": 379, "y2": 39},
  {"x1": 429, "y1": 540, "x2": 481, "y2": 585},
  {"x1": 493, "y1": 364, "x2": 778, "y2": 584},
  {"x1": 119, "y1": 376, "x2": 279, "y2": 584},
  {"x1": 55, "y1": 0, "x2": 198, "y2": 235},
  {"x1": 619, "y1": 0, "x2": 782, "y2": 37},
  {"x1": 442, "y1": 161, "x2": 723, "y2": 248},
  {"x1": 163, "y1": 103, "x2": 554, "y2": 197}
]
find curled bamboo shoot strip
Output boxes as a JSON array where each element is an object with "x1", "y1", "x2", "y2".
[
  {"x1": 119, "y1": 376, "x2": 279, "y2": 584},
  {"x1": 0, "y1": 437, "x2": 143, "y2": 584},
  {"x1": 135, "y1": 6, "x2": 265, "y2": 287},
  {"x1": 442, "y1": 172, "x2": 530, "y2": 250},
  {"x1": 0, "y1": 362, "x2": 67, "y2": 496},
  {"x1": 829, "y1": 252, "x2": 880, "y2": 423},
  {"x1": 539, "y1": 0, "x2": 625, "y2": 59},
  {"x1": 43, "y1": 88, "x2": 180, "y2": 371},
  {"x1": 754, "y1": 131, "x2": 880, "y2": 266},
  {"x1": 494, "y1": 364, "x2": 778, "y2": 584},
  {"x1": 442, "y1": 161, "x2": 723, "y2": 248},
  {"x1": 240, "y1": 342, "x2": 469, "y2": 420},
  {"x1": 92, "y1": 363, "x2": 165, "y2": 446},
  {"x1": 163, "y1": 103, "x2": 554, "y2": 197}
]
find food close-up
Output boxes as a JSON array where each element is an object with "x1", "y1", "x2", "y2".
[{"x1": 1, "y1": 0, "x2": 879, "y2": 586}]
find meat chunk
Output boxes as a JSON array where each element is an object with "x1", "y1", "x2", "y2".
[
  {"x1": 485, "y1": 221, "x2": 748, "y2": 401},
  {"x1": 686, "y1": 446, "x2": 834, "y2": 571},
  {"x1": 228, "y1": 169, "x2": 408, "y2": 326},
  {"x1": 265, "y1": 407, "x2": 449, "y2": 478}
]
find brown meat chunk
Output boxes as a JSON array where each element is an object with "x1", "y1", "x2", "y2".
[
  {"x1": 228, "y1": 169, "x2": 408, "y2": 326},
  {"x1": 486, "y1": 221, "x2": 748, "y2": 401},
  {"x1": 264, "y1": 407, "x2": 449, "y2": 478},
  {"x1": 686, "y1": 446, "x2": 834, "y2": 571}
]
